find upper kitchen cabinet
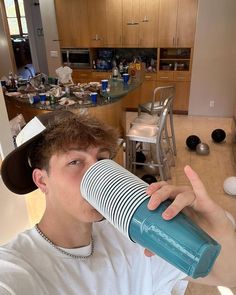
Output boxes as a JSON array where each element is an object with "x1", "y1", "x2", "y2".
[
  {"x1": 55, "y1": 0, "x2": 90, "y2": 48},
  {"x1": 106, "y1": 0, "x2": 123, "y2": 47},
  {"x1": 139, "y1": 0, "x2": 159, "y2": 47},
  {"x1": 122, "y1": 0, "x2": 140, "y2": 47},
  {"x1": 88, "y1": 0, "x2": 107, "y2": 47},
  {"x1": 122, "y1": 0, "x2": 159, "y2": 47},
  {"x1": 158, "y1": 0, "x2": 198, "y2": 47}
]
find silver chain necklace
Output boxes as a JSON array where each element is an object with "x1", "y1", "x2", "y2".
[{"x1": 35, "y1": 224, "x2": 94, "y2": 259}]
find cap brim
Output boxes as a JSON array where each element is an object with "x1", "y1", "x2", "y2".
[
  {"x1": 1, "y1": 132, "x2": 43, "y2": 195},
  {"x1": 1, "y1": 110, "x2": 75, "y2": 195}
]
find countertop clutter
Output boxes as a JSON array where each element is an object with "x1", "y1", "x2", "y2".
[{"x1": 2, "y1": 67, "x2": 142, "y2": 112}]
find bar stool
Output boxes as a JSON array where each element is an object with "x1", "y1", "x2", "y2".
[
  {"x1": 126, "y1": 96, "x2": 174, "y2": 180},
  {"x1": 137, "y1": 85, "x2": 177, "y2": 156}
]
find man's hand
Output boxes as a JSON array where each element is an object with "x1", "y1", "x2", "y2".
[{"x1": 144, "y1": 165, "x2": 236, "y2": 287}]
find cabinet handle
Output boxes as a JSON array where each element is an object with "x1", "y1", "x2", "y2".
[
  {"x1": 92, "y1": 34, "x2": 102, "y2": 41},
  {"x1": 142, "y1": 16, "x2": 149, "y2": 22},
  {"x1": 172, "y1": 37, "x2": 175, "y2": 46},
  {"x1": 127, "y1": 20, "x2": 139, "y2": 25},
  {"x1": 159, "y1": 76, "x2": 169, "y2": 79},
  {"x1": 145, "y1": 75, "x2": 152, "y2": 79},
  {"x1": 176, "y1": 37, "x2": 179, "y2": 47}
]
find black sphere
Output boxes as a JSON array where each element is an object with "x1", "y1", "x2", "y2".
[
  {"x1": 186, "y1": 135, "x2": 201, "y2": 150},
  {"x1": 141, "y1": 174, "x2": 157, "y2": 184},
  {"x1": 136, "y1": 151, "x2": 146, "y2": 169},
  {"x1": 211, "y1": 129, "x2": 226, "y2": 143}
]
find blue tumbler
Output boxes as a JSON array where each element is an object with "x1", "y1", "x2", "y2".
[{"x1": 80, "y1": 159, "x2": 221, "y2": 279}]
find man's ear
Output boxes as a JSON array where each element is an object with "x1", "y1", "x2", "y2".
[{"x1": 32, "y1": 168, "x2": 48, "y2": 194}]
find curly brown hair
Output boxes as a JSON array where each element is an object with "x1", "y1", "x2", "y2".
[{"x1": 28, "y1": 113, "x2": 119, "y2": 171}]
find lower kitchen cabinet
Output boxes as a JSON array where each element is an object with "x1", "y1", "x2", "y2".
[{"x1": 156, "y1": 81, "x2": 190, "y2": 113}]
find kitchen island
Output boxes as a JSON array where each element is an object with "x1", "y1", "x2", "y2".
[{"x1": 4, "y1": 78, "x2": 141, "y2": 136}]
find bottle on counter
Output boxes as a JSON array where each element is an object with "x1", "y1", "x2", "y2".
[
  {"x1": 38, "y1": 81, "x2": 45, "y2": 93},
  {"x1": 65, "y1": 86, "x2": 70, "y2": 98},
  {"x1": 92, "y1": 60, "x2": 97, "y2": 70},
  {"x1": 112, "y1": 61, "x2": 119, "y2": 79},
  {"x1": 119, "y1": 62, "x2": 124, "y2": 76},
  {"x1": 8, "y1": 72, "x2": 17, "y2": 90}
]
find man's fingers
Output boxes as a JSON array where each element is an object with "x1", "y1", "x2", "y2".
[
  {"x1": 162, "y1": 191, "x2": 196, "y2": 220},
  {"x1": 184, "y1": 165, "x2": 208, "y2": 200}
]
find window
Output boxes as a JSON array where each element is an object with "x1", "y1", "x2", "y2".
[{"x1": 4, "y1": 0, "x2": 28, "y2": 36}]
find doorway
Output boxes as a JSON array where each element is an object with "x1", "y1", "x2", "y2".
[{"x1": 3, "y1": 0, "x2": 48, "y2": 79}]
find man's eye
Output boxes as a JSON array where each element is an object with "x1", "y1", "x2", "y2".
[{"x1": 68, "y1": 160, "x2": 81, "y2": 166}]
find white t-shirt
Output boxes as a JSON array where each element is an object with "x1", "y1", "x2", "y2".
[{"x1": 0, "y1": 220, "x2": 188, "y2": 295}]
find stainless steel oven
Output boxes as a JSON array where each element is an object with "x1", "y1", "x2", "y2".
[{"x1": 61, "y1": 49, "x2": 91, "y2": 69}]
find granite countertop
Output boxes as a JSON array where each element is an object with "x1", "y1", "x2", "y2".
[{"x1": 4, "y1": 78, "x2": 141, "y2": 111}]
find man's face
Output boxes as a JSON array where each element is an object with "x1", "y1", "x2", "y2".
[{"x1": 41, "y1": 146, "x2": 111, "y2": 223}]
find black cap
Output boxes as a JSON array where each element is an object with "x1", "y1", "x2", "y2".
[{"x1": 1, "y1": 110, "x2": 74, "y2": 195}]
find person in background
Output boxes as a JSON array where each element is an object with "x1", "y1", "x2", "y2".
[{"x1": 0, "y1": 110, "x2": 235, "y2": 295}]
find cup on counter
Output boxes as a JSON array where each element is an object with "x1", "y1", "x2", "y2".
[
  {"x1": 123, "y1": 73, "x2": 130, "y2": 84},
  {"x1": 101, "y1": 79, "x2": 108, "y2": 92},
  {"x1": 90, "y1": 92, "x2": 98, "y2": 104},
  {"x1": 28, "y1": 94, "x2": 40, "y2": 104},
  {"x1": 39, "y1": 93, "x2": 47, "y2": 105}
]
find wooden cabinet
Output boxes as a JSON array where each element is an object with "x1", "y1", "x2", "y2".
[
  {"x1": 139, "y1": 73, "x2": 157, "y2": 105},
  {"x1": 88, "y1": 0, "x2": 107, "y2": 47},
  {"x1": 72, "y1": 70, "x2": 92, "y2": 84},
  {"x1": 91, "y1": 71, "x2": 110, "y2": 82},
  {"x1": 55, "y1": 0, "x2": 90, "y2": 48},
  {"x1": 157, "y1": 47, "x2": 191, "y2": 112},
  {"x1": 4, "y1": 96, "x2": 51, "y2": 122},
  {"x1": 177, "y1": 0, "x2": 198, "y2": 47},
  {"x1": 122, "y1": 0, "x2": 159, "y2": 47},
  {"x1": 139, "y1": 0, "x2": 159, "y2": 47},
  {"x1": 55, "y1": 0, "x2": 197, "y2": 49},
  {"x1": 123, "y1": 71, "x2": 189, "y2": 113},
  {"x1": 106, "y1": 0, "x2": 123, "y2": 47},
  {"x1": 122, "y1": 0, "x2": 140, "y2": 47},
  {"x1": 156, "y1": 80, "x2": 190, "y2": 113},
  {"x1": 122, "y1": 73, "x2": 157, "y2": 109},
  {"x1": 72, "y1": 70, "x2": 110, "y2": 83},
  {"x1": 158, "y1": 0, "x2": 198, "y2": 47}
]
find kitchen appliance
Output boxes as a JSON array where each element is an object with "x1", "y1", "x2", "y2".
[{"x1": 61, "y1": 49, "x2": 91, "y2": 69}]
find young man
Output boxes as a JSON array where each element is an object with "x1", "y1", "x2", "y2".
[{"x1": 0, "y1": 110, "x2": 235, "y2": 294}]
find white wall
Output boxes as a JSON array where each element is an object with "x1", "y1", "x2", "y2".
[
  {"x1": 24, "y1": 0, "x2": 48, "y2": 74},
  {"x1": 39, "y1": 0, "x2": 62, "y2": 76},
  {"x1": 0, "y1": 87, "x2": 30, "y2": 245},
  {"x1": 189, "y1": 0, "x2": 236, "y2": 117},
  {"x1": 0, "y1": 0, "x2": 15, "y2": 77}
]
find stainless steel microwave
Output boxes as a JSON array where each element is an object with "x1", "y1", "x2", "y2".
[{"x1": 61, "y1": 49, "x2": 91, "y2": 69}]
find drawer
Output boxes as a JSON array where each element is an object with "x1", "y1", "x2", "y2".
[
  {"x1": 143, "y1": 73, "x2": 157, "y2": 81},
  {"x1": 91, "y1": 71, "x2": 110, "y2": 82},
  {"x1": 157, "y1": 71, "x2": 174, "y2": 81},
  {"x1": 72, "y1": 70, "x2": 92, "y2": 83},
  {"x1": 173, "y1": 71, "x2": 191, "y2": 82}
]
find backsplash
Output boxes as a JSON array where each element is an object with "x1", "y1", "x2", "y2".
[{"x1": 93, "y1": 48, "x2": 157, "y2": 72}]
